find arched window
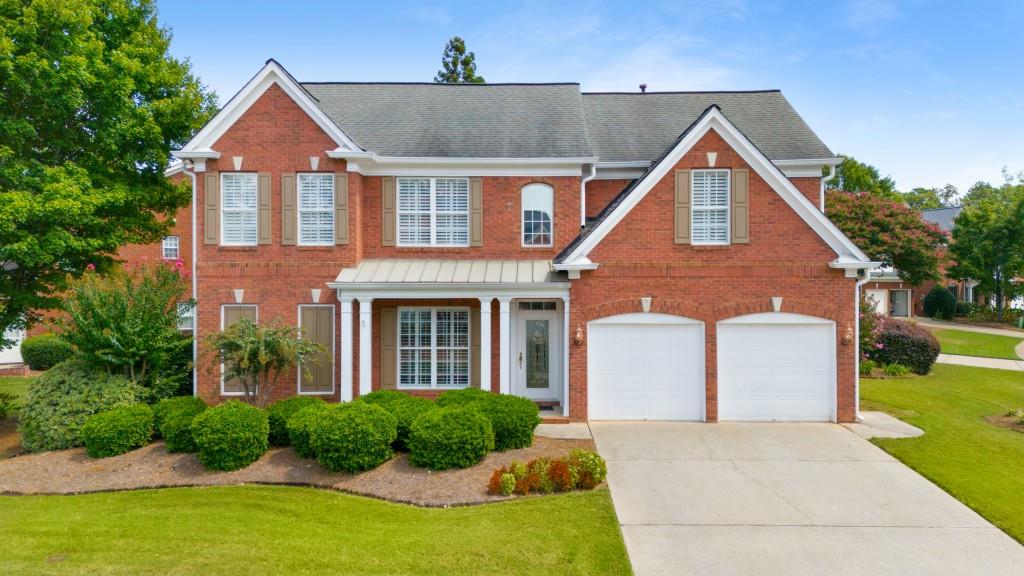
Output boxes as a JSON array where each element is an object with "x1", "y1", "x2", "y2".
[{"x1": 521, "y1": 183, "x2": 553, "y2": 247}]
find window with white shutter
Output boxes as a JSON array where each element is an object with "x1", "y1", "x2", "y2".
[
  {"x1": 221, "y1": 173, "x2": 258, "y2": 245},
  {"x1": 297, "y1": 173, "x2": 335, "y2": 245},
  {"x1": 691, "y1": 169, "x2": 730, "y2": 245},
  {"x1": 396, "y1": 177, "x2": 469, "y2": 246},
  {"x1": 398, "y1": 307, "x2": 470, "y2": 389}
]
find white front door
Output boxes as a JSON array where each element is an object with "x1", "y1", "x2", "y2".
[
  {"x1": 0, "y1": 327, "x2": 25, "y2": 364},
  {"x1": 866, "y1": 289, "x2": 888, "y2": 315},
  {"x1": 513, "y1": 306, "x2": 561, "y2": 401}
]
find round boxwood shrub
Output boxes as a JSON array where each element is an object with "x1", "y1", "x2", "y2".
[
  {"x1": 19, "y1": 333, "x2": 73, "y2": 371},
  {"x1": 190, "y1": 400, "x2": 269, "y2": 471},
  {"x1": 923, "y1": 285, "x2": 956, "y2": 320},
  {"x1": 156, "y1": 396, "x2": 207, "y2": 452},
  {"x1": 81, "y1": 404, "x2": 154, "y2": 458},
  {"x1": 407, "y1": 405, "x2": 495, "y2": 470},
  {"x1": 359, "y1": 389, "x2": 411, "y2": 407},
  {"x1": 19, "y1": 359, "x2": 145, "y2": 452},
  {"x1": 310, "y1": 403, "x2": 397, "y2": 473},
  {"x1": 868, "y1": 318, "x2": 940, "y2": 375},
  {"x1": 385, "y1": 396, "x2": 437, "y2": 450},
  {"x1": 468, "y1": 394, "x2": 540, "y2": 451},
  {"x1": 266, "y1": 396, "x2": 326, "y2": 446},
  {"x1": 286, "y1": 402, "x2": 331, "y2": 458},
  {"x1": 435, "y1": 387, "x2": 492, "y2": 408}
]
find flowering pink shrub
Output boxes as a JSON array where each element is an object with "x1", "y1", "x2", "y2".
[{"x1": 867, "y1": 318, "x2": 940, "y2": 375}]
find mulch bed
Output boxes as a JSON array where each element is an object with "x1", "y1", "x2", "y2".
[
  {"x1": 0, "y1": 435, "x2": 596, "y2": 506},
  {"x1": 0, "y1": 419, "x2": 25, "y2": 459},
  {"x1": 986, "y1": 414, "x2": 1024, "y2": 434}
]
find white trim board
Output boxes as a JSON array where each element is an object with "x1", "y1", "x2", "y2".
[
  {"x1": 176, "y1": 60, "x2": 361, "y2": 159},
  {"x1": 557, "y1": 106, "x2": 872, "y2": 269}
]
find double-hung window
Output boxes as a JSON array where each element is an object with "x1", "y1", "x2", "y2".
[
  {"x1": 162, "y1": 236, "x2": 180, "y2": 259},
  {"x1": 297, "y1": 173, "x2": 334, "y2": 245},
  {"x1": 398, "y1": 307, "x2": 470, "y2": 389},
  {"x1": 691, "y1": 169, "x2": 730, "y2": 245},
  {"x1": 397, "y1": 177, "x2": 469, "y2": 246},
  {"x1": 176, "y1": 301, "x2": 195, "y2": 331},
  {"x1": 521, "y1": 183, "x2": 553, "y2": 247},
  {"x1": 221, "y1": 173, "x2": 258, "y2": 245}
]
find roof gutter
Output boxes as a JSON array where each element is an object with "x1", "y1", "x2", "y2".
[
  {"x1": 854, "y1": 268, "x2": 873, "y2": 422},
  {"x1": 820, "y1": 161, "x2": 838, "y2": 212},
  {"x1": 180, "y1": 161, "x2": 199, "y2": 398},
  {"x1": 580, "y1": 163, "x2": 597, "y2": 228}
]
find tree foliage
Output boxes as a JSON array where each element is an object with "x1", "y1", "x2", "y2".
[
  {"x1": 206, "y1": 319, "x2": 323, "y2": 408},
  {"x1": 826, "y1": 156, "x2": 898, "y2": 198},
  {"x1": 948, "y1": 181, "x2": 1024, "y2": 321},
  {"x1": 826, "y1": 191, "x2": 947, "y2": 285},
  {"x1": 904, "y1": 185, "x2": 959, "y2": 210},
  {"x1": 0, "y1": 0, "x2": 217, "y2": 345},
  {"x1": 59, "y1": 263, "x2": 194, "y2": 401},
  {"x1": 434, "y1": 36, "x2": 485, "y2": 84}
]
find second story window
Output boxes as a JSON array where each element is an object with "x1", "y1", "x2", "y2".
[
  {"x1": 221, "y1": 173, "x2": 258, "y2": 246},
  {"x1": 521, "y1": 183, "x2": 553, "y2": 247},
  {"x1": 298, "y1": 173, "x2": 334, "y2": 245},
  {"x1": 397, "y1": 177, "x2": 469, "y2": 247},
  {"x1": 162, "y1": 236, "x2": 180, "y2": 259},
  {"x1": 691, "y1": 169, "x2": 730, "y2": 245}
]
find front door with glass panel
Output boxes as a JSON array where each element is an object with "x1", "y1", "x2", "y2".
[
  {"x1": 513, "y1": 303, "x2": 561, "y2": 401},
  {"x1": 890, "y1": 290, "x2": 910, "y2": 317}
]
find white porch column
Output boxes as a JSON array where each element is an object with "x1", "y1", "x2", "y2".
[
  {"x1": 562, "y1": 296, "x2": 570, "y2": 418},
  {"x1": 358, "y1": 297, "x2": 373, "y2": 397},
  {"x1": 498, "y1": 297, "x2": 512, "y2": 395},
  {"x1": 478, "y1": 297, "x2": 493, "y2": 392},
  {"x1": 339, "y1": 297, "x2": 354, "y2": 402}
]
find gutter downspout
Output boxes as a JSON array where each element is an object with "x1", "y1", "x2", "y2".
[
  {"x1": 820, "y1": 162, "x2": 837, "y2": 213},
  {"x1": 854, "y1": 268, "x2": 872, "y2": 422},
  {"x1": 580, "y1": 163, "x2": 597, "y2": 228},
  {"x1": 182, "y1": 163, "x2": 199, "y2": 397}
]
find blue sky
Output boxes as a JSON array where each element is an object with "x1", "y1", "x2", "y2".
[{"x1": 158, "y1": 0, "x2": 1023, "y2": 194}]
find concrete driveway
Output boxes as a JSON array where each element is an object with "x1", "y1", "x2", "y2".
[{"x1": 590, "y1": 422, "x2": 1024, "y2": 576}]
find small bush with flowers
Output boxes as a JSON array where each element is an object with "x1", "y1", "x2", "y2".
[{"x1": 487, "y1": 449, "x2": 608, "y2": 497}]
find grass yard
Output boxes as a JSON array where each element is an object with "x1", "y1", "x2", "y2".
[
  {"x1": 931, "y1": 328, "x2": 1023, "y2": 360},
  {"x1": 861, "y1": 364, "x2": 1024, "y2": 543},
  {"x1": 0, "y1": 485, "x2": 632, "y2": 575},
  {"x1": 0, "y1": 375, "x2": 32, "y2": 409}
]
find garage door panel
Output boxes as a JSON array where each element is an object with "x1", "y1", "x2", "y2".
[
  {"x1": 588, "y1": 317, "x2": 704, "y2": 421},
  {"x1": 718, "y1": 317, "x2": 834, "y2": 422}
]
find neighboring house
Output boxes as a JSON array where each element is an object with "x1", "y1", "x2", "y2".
[{"x1": 147, "y1": 60, "x2": 876, "y2": 422}]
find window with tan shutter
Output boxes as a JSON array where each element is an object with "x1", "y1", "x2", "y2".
[
  {"x1": 221, "y1": 173, "x2": 258, "y2": 245},
  {"x1": 297, "y1": 173, "x2": 334, "y2": 245},
  {"x1": 691, "y1": 169, "x2": 730, "y2": 245},
  {"x1": 396, "y1": 177, "x2": 469, "y2": 246}
]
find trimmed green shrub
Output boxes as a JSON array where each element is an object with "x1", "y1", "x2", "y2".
[
  {"x1": 468, "y1": 394, "x2": 540, "y2": 451},
  {"x1": 19, "y1": 359, "x2": 145, "y2": 452},
  {"x1": 359, "y1": 389, "x2": 411, "y2": 407},
  {"x1": 361, "y1": 394, "x2": 436, "y2": 450},
  {"x1": 868, "y1": 318, "x2": 940, "y2": 375},
  {"x1": 310, "y1": 403, "x2": 397, "y2": 473},
  {"x1": 190, "y1": 400, "x2": 268, "y2": 471},
  {"x1": 955, "y1": 301, "x2": 977, "y2": 317},
  {"x1": 408, "y1": 406, "x2": 494, "y2": 470},
  {"x1": 435, "y1": 387, "x2": 493, "y2": 408},
  {"x1": 19, "y1": 333, "x2": 73, "y2": 371},
  {"x1": 156, "y1": 396, "x2": 207, "y2": 452},
  {"x1": 923, "y1": 285, "x2": 956, "y2": 320},
  {"x1": 286, "y1": 402, "x2": 331, "y2": 458},
  {"x1": 266, "y1": 396, "x2": 326, "y2": 446},
  {"x1": 81, "y1": 404, "x2": 154, "y2": 458}
]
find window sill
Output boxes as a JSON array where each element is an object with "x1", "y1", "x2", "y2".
[
  {"x1": 295, "y1": 245, "x2": 337, "y2": 251},
  {"x1": 690, "y1": 244, "x2": 732, "y2": 250},
  {"x1": 217, "y1": 246, "x2": 258, "y2": 251}
]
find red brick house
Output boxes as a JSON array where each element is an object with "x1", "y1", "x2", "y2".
[{"x1": 161, "y1": 60, "x2": 876, "y2": 422}]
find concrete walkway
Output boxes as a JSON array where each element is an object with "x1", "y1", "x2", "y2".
[
  {"x1": 936, "y1": 353, "x2": 1024, "y2": 371},
  {"x1": 591, "y1": 421, "x2": 1024, "y2": 576},
  {"x1": 913, "y1": 317, "x2": 1024, "y2": 338}
]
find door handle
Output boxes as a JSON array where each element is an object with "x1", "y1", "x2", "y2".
[{"x1": 518, "y1": 352, "x2": 523, "y2": 369}]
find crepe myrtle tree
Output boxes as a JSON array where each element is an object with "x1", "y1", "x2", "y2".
[{"x1": 206, "y1": 320, "x2": 324, "y2": 408}]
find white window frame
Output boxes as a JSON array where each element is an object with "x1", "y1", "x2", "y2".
[
  {"x1": 691, "y1": 169, "x2": 731, "y2": 246},
  {"x1": 220, "y1": 304, "x2": 259, "y2": 396},
  {"x1": 162, "y1": 236, "x2": 180, "y2": 259},
  {"x1": 297, "y1": 304, "x2": 336, "y2": 395},
  {"x1": 396, "y1": 306, "x2": 472, "y2": 390},
  {"x1": 220, "y1": 173, "x2": 258, "y2": 246},
  {"x1": 297, "y1": 173, "x2": 335, "y2": 246},
  {"x1": 176, "y1": 301, "x2": 195, "y2": 331},
  {"x1": 396, "y1": 177, "x2": 470, "y2": 247},
  {"x1": 521, "y1": 183, "x2": 554, "y2": 247}
]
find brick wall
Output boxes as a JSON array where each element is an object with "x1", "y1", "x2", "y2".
[{"x1": 584, "y1": 178, "x2": 631, "y2": 218}]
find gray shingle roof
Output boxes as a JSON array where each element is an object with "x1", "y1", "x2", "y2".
[
  {"x1": 302, "y1": 83, "x2": 594, "y2": 158},
  {"x1": 920, "y1": 206, "x2": 962, "y2": 232},
  {"x1": 582, "y1": 91, "x2": 833, "y2": 162}
]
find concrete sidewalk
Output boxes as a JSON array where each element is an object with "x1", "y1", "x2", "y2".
[
  {"x1": 936, "y1": 353, "x2": 1024, "y2": 371},
  {"x1": 914, "y1": 317, "x2": 1024, "y2": 338},
  {"x1": 591, "y1": 421, "x2": 1024, "y2": 576}
]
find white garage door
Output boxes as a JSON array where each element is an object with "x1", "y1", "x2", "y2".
[
  {"x1": 718, "y1": 313, "x2": 835, "y2": 422},
  {"x1": 588, "y1": 313, "x2": 704, "y2": 420}
]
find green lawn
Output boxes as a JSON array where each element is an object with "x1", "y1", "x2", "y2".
[
  {"x1": 0, "y1": 375, "x2": 32, "y2": 403},
  {"x1": 861, "y1": 364, "x2": 1024, "y2": 542},
  {"x1": 931, "y1": 328, "x2": 1023, "y2": 360},
  {"x1": 0, "y1": 485, "x2": 631, "y2": 575}
]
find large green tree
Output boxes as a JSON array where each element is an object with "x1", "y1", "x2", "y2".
[
  {"x1": 826, "y1": 190, "x2": 947, "y2": 285},
  {"x1": 827, "y1": 156, "x2": 899, "y2": 198},
  {"x1": 0, "y1": 0, "x2": 216, "y2": 345},
  {"x1": 903, "y1": 184, "x2": 959, "y2": 210},
  {"x1": 434, "y1": 36, "x2": 485, "y2": 84},
  {"x1": 948, "y1": 180, "x2": 1024, "y2": 321}
]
